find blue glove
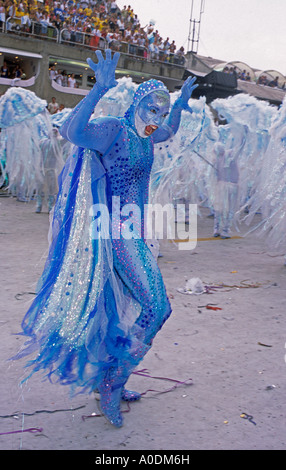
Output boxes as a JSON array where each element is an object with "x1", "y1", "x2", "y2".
[
  {"x1": 60, "y1": 49, "x2": 120, "y2": 149},
  {"x1": 86, "y1": 49, "x2": 120, "y2": 90},
  {"x1": 177, "y1": 76, "x2": 198, "y2": 112},
  {"x1": 154, "y1": 76, "x2": 198, "y2": 142}
]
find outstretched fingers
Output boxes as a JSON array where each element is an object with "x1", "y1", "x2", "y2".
[
  {"x1": 112, "y1": 51, "x2": 120, "y2": 68},
  {"x1": 86, "y1": 50, "x2": 105, "y2": 71},
  {"x1": 86, "y1": 49, "x2": 120, "y2": 89},
  {"x1": 187, "y1": 76, "x2": 197, "y2": 86},
  {"x1": 186, "y1": 76, "x2": 199, "y2": 92},
  {"x1": 105, "y1": 48, "x2": 112, "y2": 62},
  {"x1": 86, "y1": 57, "x2": 97, "y2": 71},
  {"x1": 87, "y1": 49, "x2": 119, "y2": 69},
  {"x1": 181, "y1": 76, "x2": 198, "y2": 102}
]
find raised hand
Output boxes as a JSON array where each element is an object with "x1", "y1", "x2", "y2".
[
  {"x1": 179, "y1": 76, "x2": 198, "y2": 111},
  {"x1": 86, "y1": 49, "x2": 120, "y2": 90}
]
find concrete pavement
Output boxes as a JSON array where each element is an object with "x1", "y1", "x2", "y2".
[{"x1": 0, "y1": 192, "x2": 285, "y2": 451}]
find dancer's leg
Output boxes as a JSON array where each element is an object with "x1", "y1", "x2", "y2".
[
  {"x1": 112, "y1": 238, "x2": 172, "y2": 345},
  {"x1": 45, "y1": 168, "x2": 57, "y2": 212},
  {"x1": 213, "y1": 212, "x2": 221, "y2": 237},
  {"x1": 221, "y1": 186, "x2": 237, "y2": 238},
  {"x1": 35, "y1": 194, "x2": 43, "y2": 213},
  {"x1": 97, "y1": 238, "x2": 171, "y2": 426}
]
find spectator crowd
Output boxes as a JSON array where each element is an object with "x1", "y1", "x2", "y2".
[
  {"x1": 0, "y1": 59, "x2": 26, "y2": 78},
  {"x1": 223, "y1": 65, "x2": 285, "y2": 89},
  {"x1": 1, "y1": 0, "x2": 186, "y2": 65},
  {"x1": 47, "y1": 95, "x2": 65, "y2": 113},
  {"x1": 3, "y1": 0, "x2": 284, "y2": 89}
]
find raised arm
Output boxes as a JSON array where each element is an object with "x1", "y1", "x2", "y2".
[
  {"x1": 153, "y1": 76, "x2": 198, "y2": 143},
  {"x1": 60, "y1": 49, "x2": 120, "y2": 154}
]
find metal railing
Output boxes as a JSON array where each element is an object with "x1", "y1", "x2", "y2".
[
  {"x1": 6, "y1": 17, "x2": 59, "y2": 41},
  {"x1": 112, "y1": 41, "x2": 185, "y2": 65},
  {"x1": 59, "y1": 28, "x2": 107, "y2": 50}
]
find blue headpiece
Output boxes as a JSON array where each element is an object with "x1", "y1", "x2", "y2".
[{"x1": 124, "y1": 79, "x2": 169, "y2": 130}]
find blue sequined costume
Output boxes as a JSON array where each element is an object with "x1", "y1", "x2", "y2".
[
  {"x1": 16, "y1": 51, "x2": 197, "y2": 425},
  {"x1": 17, "y1": 81, "x2": 174, "y2": 393}
]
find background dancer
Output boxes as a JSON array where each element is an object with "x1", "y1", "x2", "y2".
[
  {"x1": 0, "y1": 87, "x2": 65, "y2": 210},
  {"x1": 36, "y1": 127, "x2": 67, "y2": 213},
  {"x1": 0, "y1": 88, "x2": 50, "y2": 202},
  {"x1": 211, "y1": 142, "x2": 239, "y2": 239}
]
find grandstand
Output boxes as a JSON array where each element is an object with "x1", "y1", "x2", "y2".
[{"x1": 0, "y1": 1, "x2": 285, "y2": 107}]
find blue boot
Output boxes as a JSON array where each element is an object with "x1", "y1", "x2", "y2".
[
  {"x1": 97, "y1": 368, "x2": 124, "y2": 428},
  {"x1": 121, "y1": 388, "x2": 141, "y2": 402}
]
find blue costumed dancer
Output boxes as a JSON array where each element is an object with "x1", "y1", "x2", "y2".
[{"x1": 16, "y1": 49, "x2": 197, "y2": 427}]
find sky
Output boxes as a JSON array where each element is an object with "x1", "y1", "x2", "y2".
[{"x1": 116, "y1": 0, "x2": 286, "y2": 75}]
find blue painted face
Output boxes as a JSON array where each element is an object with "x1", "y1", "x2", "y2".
[{"x1": 135, "y1": 90, "x2": 170, "y2": 138}]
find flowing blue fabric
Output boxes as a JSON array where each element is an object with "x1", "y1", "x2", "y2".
[
  {"x1": 16, "y1": 145, "x2": 146, "y2": 394},
  {"x1": 14, "y1": 75, "x2": 197, "y2": 395}
]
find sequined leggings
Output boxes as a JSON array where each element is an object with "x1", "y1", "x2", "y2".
[{"x1": 112, "y1": 238, "x2": 172, "y2": 345}]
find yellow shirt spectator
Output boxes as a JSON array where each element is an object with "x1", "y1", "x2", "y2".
[
  {"x1": 84, "y1": 7, "x2": 92, "y2": 17},
  {"x1": 15, "y1": 7, "x2": 24, "y2": 17},
  {"x1": 95, "y1": 18, "x2": 104, "y2": 31}
]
